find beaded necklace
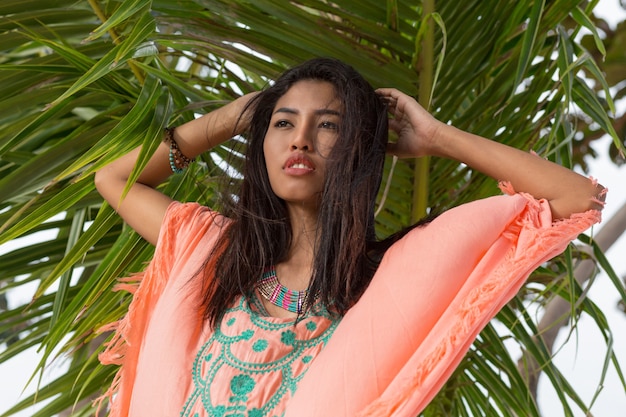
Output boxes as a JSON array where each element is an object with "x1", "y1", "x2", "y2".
[{"x1": 256, "y1": 266, "x2": 309, "y2": 314}]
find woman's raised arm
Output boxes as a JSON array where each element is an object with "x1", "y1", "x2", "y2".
[
  {"x1": 94, "y1": 93, "x2": 257, "y2": 245},
  {"x1": 377, "y1": 88, "x2": 606, "y2": 220}
]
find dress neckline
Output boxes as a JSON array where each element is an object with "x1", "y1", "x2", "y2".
[{"x1": 245, "y1": 290, "x2": 331, "y2": 323}]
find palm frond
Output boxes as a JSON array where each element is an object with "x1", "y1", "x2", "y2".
[{"x1": 1, "y1": 1, "x2": 624, "y2": 416}]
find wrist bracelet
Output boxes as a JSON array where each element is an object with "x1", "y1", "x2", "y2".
[{"x1": 164, "y1": 127, "x2": 194, "y2": 173}]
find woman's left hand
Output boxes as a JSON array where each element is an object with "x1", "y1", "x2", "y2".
[{"x1": 377, "y1": 88, "x2": 444, "y2": 158}]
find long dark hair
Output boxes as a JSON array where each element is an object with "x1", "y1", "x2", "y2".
[{"x1": 202, "y1": 58, "x2": 404, "y2": 327}]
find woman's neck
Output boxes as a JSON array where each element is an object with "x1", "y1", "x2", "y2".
[{"x1": 279, "y1": 203, "x2": 319, "y2": 291}]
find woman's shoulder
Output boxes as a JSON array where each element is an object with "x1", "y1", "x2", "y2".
[
  {"x1": 155, "y1": 201, "x2": 230, "y2": 255},
  {"x1": 163, "y1": 201, "x2": 230, "y2": 229}
]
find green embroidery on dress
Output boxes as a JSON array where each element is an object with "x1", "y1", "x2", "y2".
[
  {"x1": 280, "y1": 330, "x2": 295, "y2": 346},
  {"x1": 252, "y1": 339, "x2": 268, "y2": 352},
  {"x1": 230, "y1": 374, "x2": 256, "y2": 401},
  {"x1": 180, "y1": 294, "x2": 341, "y2": 417},
  {"x1": 248, "y1": 409, "x2": 263, "y2": 417}
]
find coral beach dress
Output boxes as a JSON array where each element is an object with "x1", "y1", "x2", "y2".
[{"x1": 97, "y1": 185, "x2": 602, "y2": 417}]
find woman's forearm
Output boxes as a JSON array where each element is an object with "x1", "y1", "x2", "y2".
[
  {"x1": 377, "y1": 87, "x2": 605, "y2": 220},
  {"x1": 172, "y1": 92, "x2": 258, "y2": 159},
  {"x1": 431, "y1": 124, "x2": 605, "y2": 219},
  {"x1": 98, "y1": 93, "x2": 257, "y2": 188},
  {"x1": 94, "y1": 92, "x2": 257, "y2": 244}
]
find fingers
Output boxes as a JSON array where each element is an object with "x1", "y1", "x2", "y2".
[
  {"x1": 387, "y1": 118, "x2": 404, "y2": 133},
  {"x1": 376, "y1": 87, "x2": 401, "y2": 99},
  {"x1": 377, "y1": 88, "x2": 424, "y2": 123},
  {"x1": 376, "y1": 88, "x2": 401, "y2": 109},
  {"x1": 377, "y1": 88, "x2": 408, "y2": 135}
]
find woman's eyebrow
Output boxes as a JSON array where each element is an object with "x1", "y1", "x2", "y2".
[
  {"x1": 315, "y1": 108, "x2": 341, "y2": 116},
  {"x1": 273, "y1": 107, "x2": 298, "y2": 115},
  {"x1": 273, "y1": 107, "x2": 341, "y2": 116}
]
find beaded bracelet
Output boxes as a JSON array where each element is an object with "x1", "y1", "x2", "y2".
[{"x1": 164, "y1": 127, "x2": 194, "y2": 174}]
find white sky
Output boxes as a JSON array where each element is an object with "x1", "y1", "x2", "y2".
[{"x1": 1, "y1": 1, "x2": 626, "y2": 416}]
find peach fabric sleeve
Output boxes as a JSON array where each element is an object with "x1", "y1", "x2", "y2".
[
  {"x1": 284, "y1": 191, "x2": 602, "y2": 417},
  {"x1": 96, "y1": 202, "x2": 226, "y2": 417}
]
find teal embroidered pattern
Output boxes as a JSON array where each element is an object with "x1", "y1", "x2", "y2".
[
  {"x1": 280, "y1": 330, "x2": 296, "y2": 346},
  {"x1": 180, "y1": 295, "x2": 340, "y2": 417},
  {"x1": 230, "y1": 374, "x2": 255, "y2": 400},
  {"x1": 252, "y1": 339, "x2": 268, "y2": 352}
]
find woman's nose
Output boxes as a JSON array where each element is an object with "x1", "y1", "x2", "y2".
[{"x1": 290, "y1": 125, "x2": 314, "y2": 151}]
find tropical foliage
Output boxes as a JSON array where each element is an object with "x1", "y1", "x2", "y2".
[{"x1": 0, "y1": 0, "x2": 624, "y2": 416}]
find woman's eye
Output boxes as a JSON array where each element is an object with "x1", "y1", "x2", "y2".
[
  {"x1": 320, "y1": 121, "x2": 338, "y2": 130},
  {"x1": 274, "y1": 120, "x2": 291, "y2": 128}
]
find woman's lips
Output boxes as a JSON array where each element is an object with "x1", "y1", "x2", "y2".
[{"x1": 283, "y1": 155, "x2": 315, "y2": 175}]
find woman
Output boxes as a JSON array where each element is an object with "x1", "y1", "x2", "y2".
[{"x1": 94, "y1": 58, "x2": 605, "y2": 416}]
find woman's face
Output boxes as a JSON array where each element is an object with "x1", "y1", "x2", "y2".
[{"x1": 263, "y1": 80, "x2": 341, "y2": 209}]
